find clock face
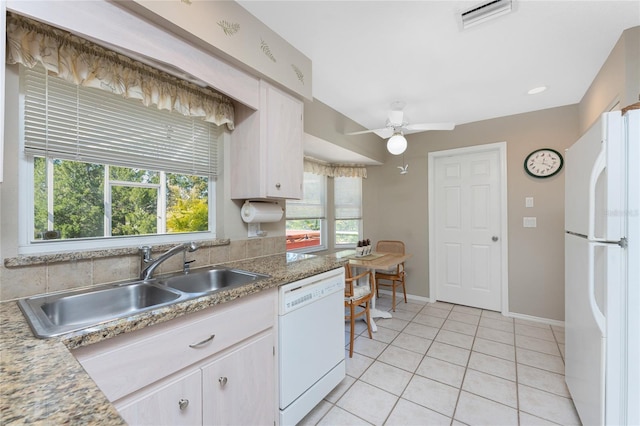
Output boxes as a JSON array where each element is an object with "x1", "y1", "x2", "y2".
[{"x1": 525, "y1": 149, "x2": 564, "y2": 178}]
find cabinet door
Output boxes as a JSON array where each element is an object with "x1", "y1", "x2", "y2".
[
  {"x1": 264, "y1": 83, "x2": 303, "y2": 199},
  {"x1": 202, "y1": 333, "x2": 275, "y2": 426},
  {"x1": 116, "y1": 370, "x2": 202, "y2": 426}
]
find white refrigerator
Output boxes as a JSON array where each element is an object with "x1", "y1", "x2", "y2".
[{"x1": 564, "y1": 109, "x2": 639, "y2": 426}]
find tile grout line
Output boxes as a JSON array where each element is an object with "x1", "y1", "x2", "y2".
[
  {"x1": 513, "y1": 310, "x2": 522, "y2": 426},
  {"x1": 320, "y1": 298, "x2": 572, "y2": 426},
  {"x1": 449, "y1": 306, "x2": 478, "y2": 426}
]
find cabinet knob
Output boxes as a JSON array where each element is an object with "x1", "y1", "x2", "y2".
[
  {"x1": 492, "y1": 236, "x2": 499, "y2": 242},
  {"x1": 178, "y1": 399, "x2": 189, "y2": 410},
  {"x1": 219, "y1": 376, "x2": 228, "y2": 386},
  {"x1": 275, "y1": 183, "x2": 281, "y2": 190}
]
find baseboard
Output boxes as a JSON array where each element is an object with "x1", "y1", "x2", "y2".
[
  {"x1": 506, "y1": 311, "x2": 565, "y2": 328},
  {"x1": 377, "y1": 289, "x2": 563, "y2": 326},
  {"x1": 377, "y1": 289, "x2": 432, "y2": 304}
]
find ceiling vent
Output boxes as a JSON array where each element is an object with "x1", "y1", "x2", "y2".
[{"x1": 460, "y1": 0, "x2": 513, "y2": 29}]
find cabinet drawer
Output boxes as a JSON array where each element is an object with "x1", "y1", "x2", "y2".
[{"x1": 73, "y1": 289, "x2": 275, "y2": 402}]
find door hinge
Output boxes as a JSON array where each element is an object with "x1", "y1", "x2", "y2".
[{"x1": 273, "y1": 346, "x2": 275, "y2": 356}]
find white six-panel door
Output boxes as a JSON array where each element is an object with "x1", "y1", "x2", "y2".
[{"x1": 429, "y1": 144, "x2": 505, "y2": 311}]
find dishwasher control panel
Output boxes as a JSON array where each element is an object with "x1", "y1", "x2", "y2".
[{"x1": 279, "y1": 268, "x2": 344, "y2": 315}]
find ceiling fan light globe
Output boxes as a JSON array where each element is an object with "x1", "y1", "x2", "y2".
[{"x1": 387, "y1": 133, "x2": 407, "y2": 155}]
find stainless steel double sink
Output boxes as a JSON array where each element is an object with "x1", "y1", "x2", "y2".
[{"x1": 18, "y1": 267, "x2": 270, "y2": 338}]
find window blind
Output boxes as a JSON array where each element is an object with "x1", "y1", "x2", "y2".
[
  {"x1": 22, "y1": 66, "x2": 221, "y2": 176},
  {"x1": 286, "y1": 172, "x2": 326, "y2": 219},
  {"x1": 334, "y1": 177, "x2": 362, "y2": 219}
]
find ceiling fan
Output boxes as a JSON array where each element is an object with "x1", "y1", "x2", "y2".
[{"x1": 346, "y1": 101, "x2": 455, "y2": 155}]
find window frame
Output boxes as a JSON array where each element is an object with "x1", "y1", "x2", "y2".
[
  {"x1": 285, "y1": 172, "x2": 327, "y2": 253},
  {"x1": 333, "y1": 176, "x2": 363, "y2": 249},
  {"x1": 19, "y1": 154, "x2": 218, "y2": 255},
  {"x1": 17, "y1": 71, "x2": 219, "y2": 255},
  {"x1": 334, "y1": 218, "x2": 362, "y2": 248}
]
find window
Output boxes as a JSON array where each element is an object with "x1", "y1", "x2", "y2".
[
  {"x1": 285, "y1": 172, "x2": 326, "y2": 251},
  {"x1": 21, "y1": 65, "x2": 219, "y2": 247},
  {"x1": 334, "y1": 176, "x2": 362, "y2": 246},
  {"x1": 32, "y1": 159, "x2": 208, "y2": 240}
]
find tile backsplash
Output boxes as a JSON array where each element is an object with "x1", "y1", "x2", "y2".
[{"x1": 0, "y1": 237, "x2": 286, "y2": 302}]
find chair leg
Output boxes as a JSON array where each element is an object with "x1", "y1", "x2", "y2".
[
  {"x1": 390, "y1": 280, "x2": 396, "y2": 312},
  {"x1": 400, "y1": 273, "x2": 407, "y2": 304},
  {"x1": 364, "y1": 301, "x2": 372, "y2": 339},
  {"x1": 349, "y1": 303, "x2": 355, "y2": 358}
]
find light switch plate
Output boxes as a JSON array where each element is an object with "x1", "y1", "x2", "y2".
[
  {"x1": 525, "y1": 197, "x2": 534, "y2": 208},
  {"x1": 523, "y1": 217, "x2": 537, "y2": 228}
]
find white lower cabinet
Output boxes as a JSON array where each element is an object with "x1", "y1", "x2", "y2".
[
  {"x1": 115, "y1": 331, "x2": 274, "y2": 426},
  {"x1": 73, "y1": 289, "x2": 277, "y2": 426},
  {"x1": 117, "y1": 370, "x2": 203, "y2": 426},
  {"x1": 202, "y1": 333, "x2": 274, "y2": 425}
]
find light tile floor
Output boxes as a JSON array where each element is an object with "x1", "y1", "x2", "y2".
[{"x1": 299, "y1": 294, "x2": 581, "y2": 426}]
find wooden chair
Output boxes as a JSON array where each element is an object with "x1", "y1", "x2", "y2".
[
  {"x1": 375, "y1": 240, "x2": 407, "y2": 312},
  {"x1": 344, "y1": 264, "x2": 373, "y2": 358}
]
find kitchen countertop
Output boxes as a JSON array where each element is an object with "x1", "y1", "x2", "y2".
[{"x1": 0, "y1": 252, "x2": 345, "y2": 424}]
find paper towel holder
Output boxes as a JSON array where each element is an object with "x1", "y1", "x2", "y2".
[{"x1": 241, "y1": 200, "x2": 283, "y2": 238}]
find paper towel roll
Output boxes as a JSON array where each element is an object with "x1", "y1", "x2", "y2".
[{"x1": 241, "y1": 201, "x2": 283, "y2": 223}]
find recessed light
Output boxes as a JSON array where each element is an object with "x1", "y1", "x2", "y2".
[{"x1": 528, "y1": 86, "x2": 547, "y2": 95}]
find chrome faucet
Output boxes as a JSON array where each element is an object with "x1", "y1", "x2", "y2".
[{"x1": 139, "y1": 242, "x2": 198, "y2": 280}]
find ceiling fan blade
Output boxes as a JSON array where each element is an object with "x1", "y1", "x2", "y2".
[
  {"x1": 373, "y1": 128, "x2": 394, "y2": 139},
  {"x1": 345, "y1": 127, "x2": 387, "y2": 136},
  {"x1": 404, "y1": 122, "x2": 456, "y2": 132}
]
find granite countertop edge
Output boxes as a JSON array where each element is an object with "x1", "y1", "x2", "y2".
[{"x1": 0, "y1": 253, "x2": 346, "y2": 425}]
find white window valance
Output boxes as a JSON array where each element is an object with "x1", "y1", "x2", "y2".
[
  {"x1": 304, "y1": 157, "x2": 367, "y2": 178},
  {"x1": 5, "y1": 12, "x2": 235, "y2": 130}
]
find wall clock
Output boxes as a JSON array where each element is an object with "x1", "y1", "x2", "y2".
[{"x1": 524, "y1": 148, "x2": 564, "y2": 178}]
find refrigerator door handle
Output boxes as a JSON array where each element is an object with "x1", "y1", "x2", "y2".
[
  {"x1": 588, "y1": 144, "x2": 606, "y2": 241},
  {"x1": 589, "y1": 242, "x2": 608, "y2": 337}
]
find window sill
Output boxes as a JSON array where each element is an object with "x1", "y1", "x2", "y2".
[{"x1": 4, "y1": 238, "x2": 230, "y2": 268}]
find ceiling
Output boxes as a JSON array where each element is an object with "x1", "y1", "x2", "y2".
[{"x1": 237, "y1": 0, "x2": 639, "y2": 162}]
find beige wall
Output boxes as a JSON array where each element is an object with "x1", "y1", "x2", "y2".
[
  {"x1": 1, "y1": 4, "x2": 636, "y2": 323},
  {"x1": 303, "y1": 98, "x2": 387, "y2": 164},
  {"x1": 579, "y1": 26, "x2": 640, "y2": 132},
  {"x1": 360, "y1": 26, "x2": 639, "y2": 322},
  {"x1": 364, "y1": 105, "x2": 579, "y2": 321}
]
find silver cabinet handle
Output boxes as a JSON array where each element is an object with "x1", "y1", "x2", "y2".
[
  {"x1": 178, "y1": 399, "x2": 189, "y2": 410},
  {"x1": 275, "y1": 183, "x2": 281, "y2": 189},
  {"x1": 189, "y1": 334, "x2": 215, "y2": 348},
  {"x1": 492, "y1": 236, "x2": 499, "y2": 242},
  {"x1": 219, "y1": 376, "x2": 228, "y2": 386}
]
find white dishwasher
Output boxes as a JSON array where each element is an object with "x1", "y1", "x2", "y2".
[{"x1": 279, "y1": 268, "x2": 346, "y2": 425}]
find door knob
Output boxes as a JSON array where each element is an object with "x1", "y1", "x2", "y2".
[{"x1": 492, "y1": 236, "x2": 499, "y2": 242}]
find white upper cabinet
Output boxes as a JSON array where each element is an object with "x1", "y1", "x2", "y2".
[{"x1": 231, "y1": 80, "x2": 303, "y2": 200}]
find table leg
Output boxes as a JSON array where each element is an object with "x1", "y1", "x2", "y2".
[{"x1": 368, "y1": 271, "x2": 391, "y2": 332}]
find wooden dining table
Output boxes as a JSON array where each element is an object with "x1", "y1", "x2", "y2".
[{"x1": 332, "y1": 250, "x2": 413, "y2": 332}]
